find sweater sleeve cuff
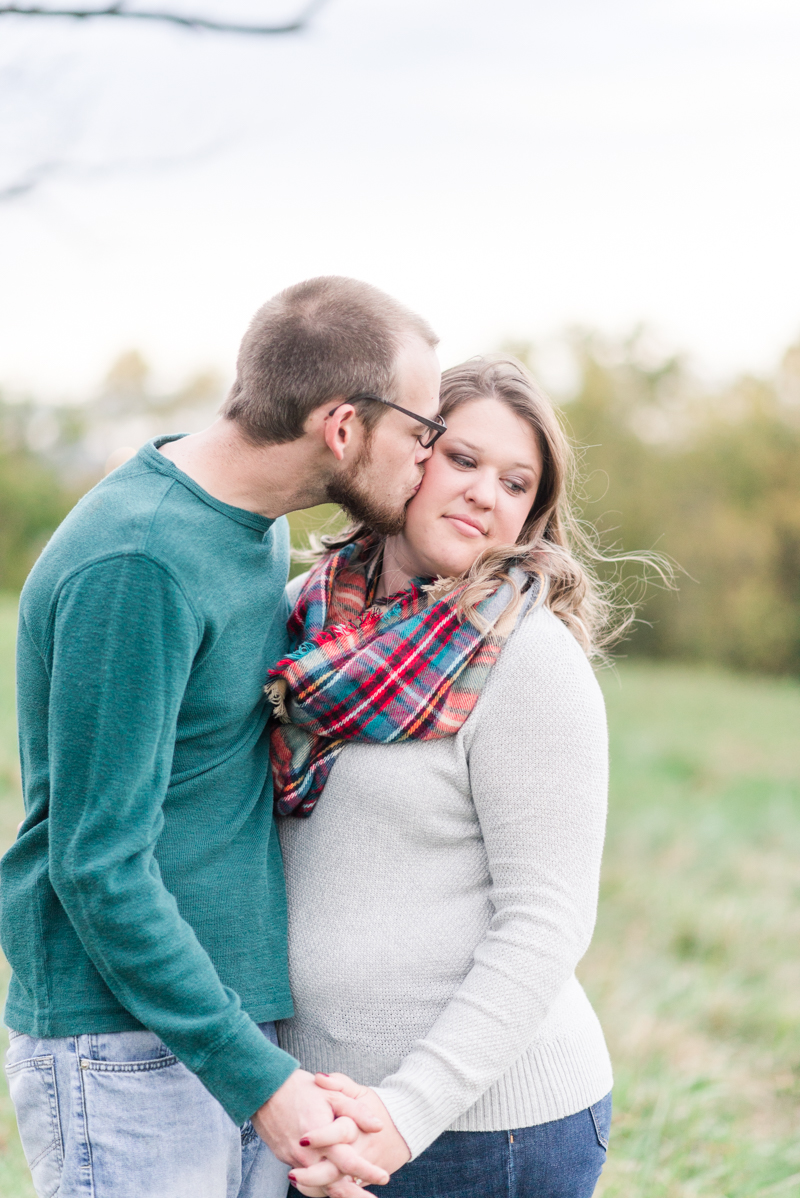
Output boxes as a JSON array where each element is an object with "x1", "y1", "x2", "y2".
[
  {"x1": 195, "y1": 1017, "x2": 299, "y2": 1126},
  {"x1": 373, "y1": 1072, "x2": 451, "y2": 1161}
]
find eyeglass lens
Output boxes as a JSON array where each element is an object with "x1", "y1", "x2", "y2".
[{"x1": 420, "y1": 417, "x2": 446, "y2": 448}]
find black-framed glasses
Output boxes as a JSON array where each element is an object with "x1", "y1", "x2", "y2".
[{"x1": 328, "y1": 393, "x2": 447, "y2": 449}]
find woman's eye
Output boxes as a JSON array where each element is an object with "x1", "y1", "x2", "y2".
[
  {"x1": 504, "y1": 479, "x2": 527, "y2": 495},
  {"x1": 450, "y1": 455, "x2": 476, "y2": 469}
]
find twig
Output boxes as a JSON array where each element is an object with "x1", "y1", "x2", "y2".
[
  {"x1": 0, "y1": 0, "x2": 328, "y2": 35},
  {"x1": 0, "y1": 139, "x2": 228, "y2": 202},
  {"x1": 0, "y1": 162, "x2": 60, "y2": 201}
]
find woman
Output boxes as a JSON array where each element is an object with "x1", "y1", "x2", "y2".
[{"x1": 269, "y1": 357, "x2": 619, "y2": 1198}]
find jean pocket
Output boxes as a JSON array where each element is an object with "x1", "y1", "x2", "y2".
[
  {"x1": 78, "y1": 1027, "x2": 177, "y2": 1070},
  {"x1": 79, "y1": 1052, "x2": 179, "y2": 1075},
  {"x1": 78, "y1": 1048, "x2": 234, "y2": 1196},
  {"x1": 5, "y1": 1054, "x2": 63, "y2": 1198},
  {"x1": 589, "y1": 1091, "x2": 612, "y2": 1150}
]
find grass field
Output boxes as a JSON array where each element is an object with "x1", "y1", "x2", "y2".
[
  {"x1": 585, "y1": 663, "x2": 800, "y2": 1197},
  {"x1": 0, "y1": 597, "x2": 31, "y2": 1198},
  {"x1": 0, "y1": 594, "x2": 799, "y2": 1196}
]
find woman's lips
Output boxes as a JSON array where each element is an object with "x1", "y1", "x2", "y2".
[{"x1": 443, "y1": 514, "x2": 486, "y2": 538}]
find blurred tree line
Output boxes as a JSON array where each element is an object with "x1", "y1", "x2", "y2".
[
  {"x1": 529, "y1": 332, "x2": 800, "y2": 675},
  {"x1": 0, "y1": 403, "x2": 81, "y2": 593},
  {"x1": 0, "y1": 352, "x2": 221, "y2": 590},
  {"x1": 1, "y1": 335, "x2": 798, "y2": 674}
]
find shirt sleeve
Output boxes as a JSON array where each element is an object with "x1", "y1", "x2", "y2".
[
  {"x1": 372, "y1": 609, "x2": 609, "y2": 1157},
  {"x1": 46, "y1": 553, "x2": 297, "y2": 1124}
]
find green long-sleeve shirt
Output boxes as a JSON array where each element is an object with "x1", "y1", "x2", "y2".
[{"x1": 0, "y1": 436, "x2": 299, "y2": 1124}]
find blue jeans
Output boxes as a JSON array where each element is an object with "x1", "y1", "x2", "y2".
[
  {"x1": 370, "y1": 1094, "x2": 612, "y2": 1198},
  {"x1": 4, "y1": 1022, "x2": 290, "y2": 1198}
]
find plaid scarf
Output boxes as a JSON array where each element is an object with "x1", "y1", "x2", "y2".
[{"x1": 266, "y1": 537, "x2": 530, "y2": 817}]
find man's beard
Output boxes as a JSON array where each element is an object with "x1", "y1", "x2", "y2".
[{"x1": 325, "y1": 445, "x2": 409, "y2": 537}]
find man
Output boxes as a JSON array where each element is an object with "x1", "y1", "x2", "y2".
[{"x1": 1, "y1": 277, "x2": 441, "y2": 1198}]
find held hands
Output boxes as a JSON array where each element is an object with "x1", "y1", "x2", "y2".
[
  {"x1": 251, "y1": 1068, "x2": 385, "y2": 1183},
  {"x1": 251, "y1": 1067, "x2": 409, "y2": 1196},
  {"x1": 287, "y1": 1074, "x2": 411, "y2": 1198}
]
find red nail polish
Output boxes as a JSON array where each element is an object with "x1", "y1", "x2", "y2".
[
  {"x1": 319, "y1": 1072, "x2": 330, "y2": 1076},
  {"x1": 299, "y1": 1138, "x2": 310, "y2": 1147},
  {"x1": 288, "y1": 1174, "x2": 297, "y2": 1183}
]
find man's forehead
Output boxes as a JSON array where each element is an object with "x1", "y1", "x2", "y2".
[
  {"x1": 394, "y1": 353, "x2": 441, "y2": 410},
  {"x1": 395, "y1": 390, "x2": 440, "y2": 422}
]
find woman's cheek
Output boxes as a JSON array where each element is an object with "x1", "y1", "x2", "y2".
[{"x1": 494, "y1": 499, "x2": 525, "y2": 545}]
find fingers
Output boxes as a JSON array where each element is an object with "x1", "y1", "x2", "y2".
[
  {"x1": 289, "y1": 1151, "x2": 389, "y2": 1190},
  {"x1": 314, "y1": 1072, "x2": 367, "y2": 1099},
  {"x1": 324, "y1": 1144, "x2": 389, "y2": 1183},
  {"x1": 289, "y1": 1160, "x2": 342, "y2": 1189},
  {"x1": 312, "y1": 1074, "x2": 384, "y2": 1134},
  {"x1": 325, "y1": 1091, "x2": 383, "y2": 1133},
  {"x1": 327, "y1": 1181, "x2": 384, "y2": 1198},
  {"x1": 289, "y1": 1179, "x2": 380, "y2": 1198},
  {"x1": 299, "y1": 1116, "x2": 358, "y2": 1149}
]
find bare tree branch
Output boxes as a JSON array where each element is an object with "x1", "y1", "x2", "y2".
[
  {"x1": 0, "y1": 162, "x2": 60, "y2": 201},
  {"x1": 0, "y1": 138, "x2": 229, "y2": 202},
  {"x1": 0, "y1": 0, "x2": 327, "y2": 35},
  {"x1": 0, "y1": 2, "x2": 331, "y2": 201}
]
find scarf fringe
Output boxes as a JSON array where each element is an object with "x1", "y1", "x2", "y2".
[{"x1": 264, "y1": 678, "x2": 290, "y2": 723}]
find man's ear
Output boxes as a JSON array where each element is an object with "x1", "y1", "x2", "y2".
[{"x1": 320, "y1": 402, "x2": 359, "y2": 463}]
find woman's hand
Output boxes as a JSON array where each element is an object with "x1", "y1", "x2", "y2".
[
  {"x1": 252, "y1": 1067, "x2": 386, "y2": 1184},
  {"x1": 288, "y1": 1074, "x2": 411, "y2": 1198}
]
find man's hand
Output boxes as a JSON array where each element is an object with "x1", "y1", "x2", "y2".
[
  {"x1": 287, "y1": 1074, "x2": 411, "y2": 1198},
  {"x1": 252, "y1": 1068, "x2": 388, "y2": 1185}
]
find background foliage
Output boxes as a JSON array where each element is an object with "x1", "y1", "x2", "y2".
[
  {"x1": 541, "y1": 332, "x2": 800, "y2": 675},
  {"x1": 0, "y1": 350, "x2": 220, "y2": 591},
  {"x1": 2, "y1": 331, "x2": 799, "y2": 672}
]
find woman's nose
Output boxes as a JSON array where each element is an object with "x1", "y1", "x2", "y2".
[{"x1": 464, "y1": 472, "x2": 496, "y2": 509}]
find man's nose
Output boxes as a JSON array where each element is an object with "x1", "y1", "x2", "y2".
[{"x1": 415, "y1": 441, "x2": 433, "y2": 465}]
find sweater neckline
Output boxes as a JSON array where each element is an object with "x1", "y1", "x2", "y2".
[{"x1": 140, "y1": 436, "x2": 277, "y2": 534}]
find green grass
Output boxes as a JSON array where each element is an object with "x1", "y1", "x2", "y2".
[
  {"x1": 587, "y1": 663, "x2": 800, "y2": 1197},
  {"x1": 0, "y1": 597, "x2": 799, "y2": 1195},
  {"x1": 0, "y1": 596, "x2": 32, "y2": 1197}
]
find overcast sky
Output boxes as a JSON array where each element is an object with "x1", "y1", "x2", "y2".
[{"x1": 1, "y1": 0, "x2": 799, "y2": 399}]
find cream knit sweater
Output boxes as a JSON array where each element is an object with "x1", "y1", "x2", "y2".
[{"x1": 276, "y1": 594, "x2": 613, "y2": 1159}]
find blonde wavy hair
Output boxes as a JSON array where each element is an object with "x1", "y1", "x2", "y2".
[{"x1": 321, "y1": 355, "x2": 670, "y2": 662}]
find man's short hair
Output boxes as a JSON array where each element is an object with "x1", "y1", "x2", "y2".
[{"x1": 221, "y1": 276, "x2": 438, "y2": 445}]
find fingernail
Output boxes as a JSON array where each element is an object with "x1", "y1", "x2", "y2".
[
  {"x1": 319, "y1": 1072, "x2": 330, "y2": 1076},
  {"x1": 288, "y1": 1174, "x2": 297, "y2": 1184},
  {"x1": 299, "y1": 1138, "x2": 310, "y2": 1146}
]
